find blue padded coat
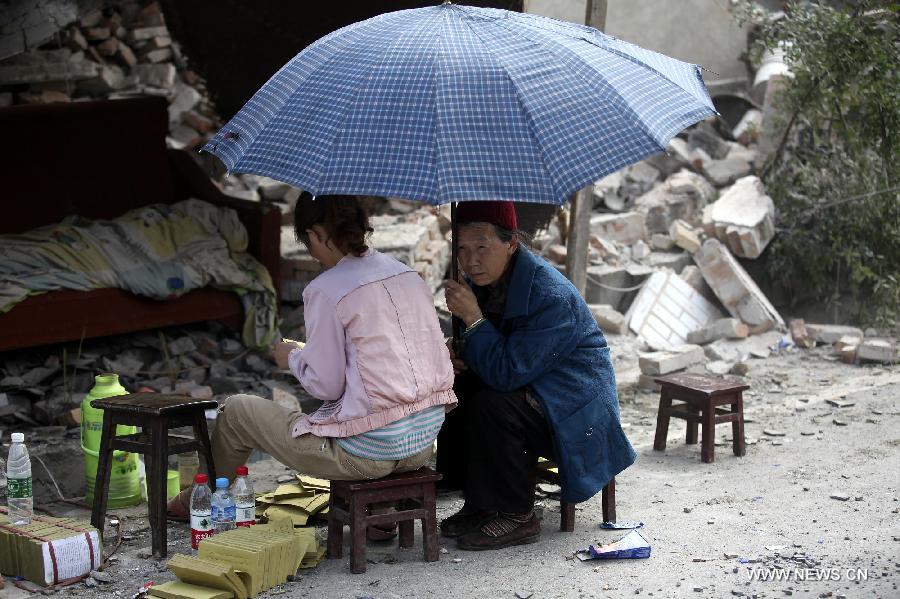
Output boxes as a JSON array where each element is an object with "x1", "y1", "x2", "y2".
[{"x1": 462, "y1": 247, "x2": 636, "y2": 503}]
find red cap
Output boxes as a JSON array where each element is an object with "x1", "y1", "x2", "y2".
[
  {"x1": 235, "y1": 466, "x2": 248, "y2": 476},
  {"x1": 457, "y1": 201, "x2": 517, "y2": 231},
  {"x1": 194, "y1": 473, "x2": 208, "y2": 484}
]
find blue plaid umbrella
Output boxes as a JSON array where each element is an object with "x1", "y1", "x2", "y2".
[{"x1": 203, "y1": 3, "x2": 715, "y2": 205}]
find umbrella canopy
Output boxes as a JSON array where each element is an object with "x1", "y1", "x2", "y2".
[{"x1": 203, "y1": 3, "x2": 715, "y2": 206}]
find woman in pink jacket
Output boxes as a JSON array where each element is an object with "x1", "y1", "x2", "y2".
[{"x1": 168, "y1": 193, "x2": 456, "y2": 529}]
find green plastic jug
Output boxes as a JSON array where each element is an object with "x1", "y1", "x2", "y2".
[{"x1": 81, "y1": 373, "x2": 142, "y2": 508}]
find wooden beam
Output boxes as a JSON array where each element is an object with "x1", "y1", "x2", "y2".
[{"x1": 565, "y1": 0, "x2": 607, "y2": 298}]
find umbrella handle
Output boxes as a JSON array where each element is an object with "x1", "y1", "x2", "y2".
[{"x1": 450, "y1": 202, "x2": 462, "y2": 354}]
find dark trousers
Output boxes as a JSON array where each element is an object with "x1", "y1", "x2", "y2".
[{"x1": 436, "y1": 370, "x2": 555, "y2": 514}]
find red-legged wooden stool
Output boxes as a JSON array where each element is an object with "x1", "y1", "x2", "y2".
[
  {"x1": 327, "y1": 467, "x2": 441, "y2": 574},
  {"x1": 535, "y1": 460, "x2": 615, "y2": 531},
  {"x1": 653, "y1": 372, "x2": 748, "y2": 463}
]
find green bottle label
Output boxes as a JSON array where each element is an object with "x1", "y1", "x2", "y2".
[{"x1": 8, "y1": 477, "x2": 32, "y2": 499}]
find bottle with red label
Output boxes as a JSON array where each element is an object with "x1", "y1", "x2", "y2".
[
  {"x1": 232, "y1": 466, "x2": 256, "y2": 528},
  {"x1": 189, "y1": 473, "x2": 213, "y2": 549}
]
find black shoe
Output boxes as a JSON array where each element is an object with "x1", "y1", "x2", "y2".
[
  {"x1": 456, "y1": 512, "x2": 541, "y2": 551},
  {"x1": 440, "y1": 507, "x2": 495, "y2": 538}
]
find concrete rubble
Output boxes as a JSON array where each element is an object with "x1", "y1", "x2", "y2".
[
  {"x1": 693, "y1": 239, "x2": 784, "y2": 333},
  {"x1": 705, "y1": 176, "x2": 776, "y2": 259}
]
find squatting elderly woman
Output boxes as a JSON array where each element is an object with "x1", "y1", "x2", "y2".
[
  {"x1": 168, "y1": 194, "x2": 456, "y2": 538},
  {"x1": 438, "y1": 200, "x2": 635, "y2": 551}
]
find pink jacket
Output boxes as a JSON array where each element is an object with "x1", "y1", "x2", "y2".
[{"x1": 288, "y1": 250, "x2": 456, "y2": 438}]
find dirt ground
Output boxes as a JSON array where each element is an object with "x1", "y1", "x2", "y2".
[{"x1": 2, "y1": 341, "x2": 898, "y2": 599}]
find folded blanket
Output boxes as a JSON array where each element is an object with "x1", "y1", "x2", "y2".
[{"x1": 0, "y1": 199, "x2": 277, "y2": 348}]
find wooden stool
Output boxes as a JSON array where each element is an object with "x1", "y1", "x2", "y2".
[
  {"x1": 534, "y1": 460, "x2": 615, "y2": 532},
  {"x1": 327, "y1": 467, "x2": 441, "y2": 574},
  {"x1": 653, "y1": 373, "x2": 748, "y2": 463},
  {"x1": 90, "y1": 393, "x2": 217, "y2": 558}
]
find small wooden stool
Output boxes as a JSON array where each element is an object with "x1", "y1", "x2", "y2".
[
  {"x1": 534, "y1": 461, "x2": 615, "y2": 531},
  {"x1": 328, "y1": 467, "x2": 441, "y2": 574},
  {"x1": 90, "y1": 393, "x2": 217, "y2": 558},
  {"x1": 653, "y1": 373, "x2": 748, "y2": 463}
]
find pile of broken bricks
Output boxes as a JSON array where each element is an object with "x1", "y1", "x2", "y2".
[{"x1": 535, "y1": 116, "x2": 896, "y2": 388}]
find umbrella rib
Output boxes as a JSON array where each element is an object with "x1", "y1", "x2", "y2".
[
  {"x1": 309, "y1": 11, "x2": 437, "y2": 194},
  {"x1": 451, "y1": 6, "x2": 562, "y2": 202},
  {"x1": 488, "y1": 13, "x2": 669, "y2": 153}
]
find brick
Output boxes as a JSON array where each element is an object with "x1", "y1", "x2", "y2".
[
  {"x1": 589, "y1": 234, "x2": 619, "y2": 258},
  {"x1": 833, "y1": 334, "x2": 863, "y2": 353},
  {"x1": 127, "y1": 26, "x2": 170, "y2": 43},
  {"x1": 733, "y1": 109, "x2": 763, "y2": 145},
  {"x1": 631, "y1": 240, "x2": 650, "y2": 260},
  {"x1": 133, "y1": 63, "x2": 176, "y2": 88},
  {"x1": 645, "y1": 250, "x2": 692, "y2": 273},
  {"x1": 688, "y1": 122, "x2": 730, "y2": 160},
  {"x1": 140, "y1": 36, "x2": 172, "y2": 50},
  {"x1": 0, "y1": 55, "x2": 100, "y2": 84},
  {"x1": 650, "y1": 233, "x2": 674, "y2": 251},
  {"x1": 707, "y1": 176, "x2": 775, "y2": 259},
  {"x1": 169, "y1": 84, "x2": 201, "y2": 124},
  {"x1": 694, "y1": 239, "x2": 784, "y2": 333},
  {"x1": 627, "y1": 271, "x2": 723, "y2": 350},
  {"x1": 687, "y1": 318, "x2": 749, "y2": 345},
  {"x1": 18, "y1": 89, "x2": 71, "y2": 104},
  {"x1": 633, "y1": 169, "x2": 715, "y2": 234},
  {"x1": 66, "y1": 27, "x2": 88, "y2": 51},
  {"x1": 704, "y1": 154, "x2": 753, "y2": 187},
  {"x1": 639, "y1": 344, "x2": 706, "y2": 375},
  {"x1": 788, "y1": 318, "x2": 814, "y2": 348},
  {"x1": 588, "y1": 304, "x2": 627, "y2": 335},
  {"x1": 546, "y1": 244, "x2": 567, "y2": 265},
  {"x1": 76, "y1": 65, "x2": 127, "y2": 96},
  {"x1": 78, "y1": 10, "x2": 104, "y2": 28},
  {"x1": 82, "y1": 27, "x2": 111, "y2": 41},
  {"x1": 857, "y1": 339, "x2": 898, "y2": 363},
  {"x1": 141, "y1": 47, "x2": 173, "y2": 63},
  {"x1": 669, "y1": 219, "x2": 701, "y2": 253},
  {"x1": 839, "y1": 344, "x2": 858, "y2": 364},
  {"x1": 590, "y1": 211, "x2": 646, "y2": 245},
  {"x1": 116, "y1": 43, "x2": 137, "y2": 68},
  {"x1": 96, "y1": 37, "x2": 119, "y2": 57},
  {"x1": 805, "y1": 324, "x2": 864, "y2": 345}
]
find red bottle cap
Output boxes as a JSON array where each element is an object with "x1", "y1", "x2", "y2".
[
  {"x1": 195, "y1": 473, "x2": 209, "y2": 484},
  {"x1": 235, "y1": 466, "x2": 248, "y2": 476}
]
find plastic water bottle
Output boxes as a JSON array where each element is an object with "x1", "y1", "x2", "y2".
[
  {"x1": 211, "y1": 477, "x2": 236, "y2": 533},
  {"x1": 189, "y1": 473, "x2": 213, "y2": 549},
  {"x1": 6, "y1": 432, "x2": 33, "y2": 526},
  {"x1": 231, "y1": 466, "x2": 255, "y2": 527}
]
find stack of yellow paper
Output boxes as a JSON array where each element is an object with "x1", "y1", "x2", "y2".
[
  {"x1": 254, "y1": 475, "x2": 330, "y2": 527},
  {"x1": 148, "y1": 581, "x2": 234, "y2": 599},
  {"x1": 164, "y1": 521, "x2": 321, "y2": 598},
  {"x1": 0, "y1": 507, "x2": 102, "y2": 587}
]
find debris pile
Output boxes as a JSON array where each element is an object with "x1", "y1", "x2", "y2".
[
  {"x1": 0, "y1": 2, "x2": 211, "y2": 143},
  {"x1": 536, "y1": 107, "x2": 894, "y2": 384},
  {"x1": 0, "y1": 324, "x2": 317, "y2": 429},
  {"x1": 281, "y1": 207, "x2": 452, "y2": 300}
]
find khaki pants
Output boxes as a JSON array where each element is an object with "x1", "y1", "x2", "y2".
[{"x1": 208, "y1": 394, "x2": 432, "y2": 483}]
